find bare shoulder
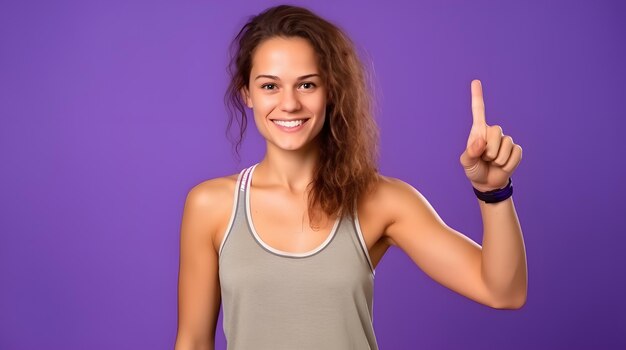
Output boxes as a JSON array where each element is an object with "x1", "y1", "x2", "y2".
[
  {"x1": 186, "y1": 173, "x2": 239, "y2": 207},
  {"x1": 362, "y1": 174, "x2": 423, "y2": 211},
  {"x1": 365, "y1": 174, "x2": 433, "y2": 247},
  {"x1": 376, "y1": 174, "x2": 425, "y2": 199},
  {"x1": 183, "y1": 172, "x2": 240, "y2": 255}
]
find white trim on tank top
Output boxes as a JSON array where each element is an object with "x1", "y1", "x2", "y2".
[
  {"x1": 245, "y1": 162, "x2": 341, "y2": 258},
  {"x1": 218, "y1": 167, "x2": 247, "y2": 258}
]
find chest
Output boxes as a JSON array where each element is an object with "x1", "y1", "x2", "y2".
[{"x1": 245, "y1": 187, "x2": 390, "y2": 270}]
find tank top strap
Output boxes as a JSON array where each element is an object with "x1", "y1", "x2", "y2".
[
  {"x1": 240, "y1": 163, "x2": 258, "y2": 193},
  {"x1": 218, "y1": 164, "x2": 255, "y2": 258},
  {"x1": 352, "y1": 205, "x2": 376, "y2": 276}
]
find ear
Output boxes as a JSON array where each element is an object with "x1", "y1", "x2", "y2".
[{"x1": 240, "y1": 87, "x2": 253, "y2": 108}]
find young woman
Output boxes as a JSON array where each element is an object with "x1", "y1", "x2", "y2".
[{"x1": 175, "y1": 5, "x2": 527, "y2": 350}]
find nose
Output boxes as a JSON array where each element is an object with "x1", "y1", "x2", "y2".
[{"x1": 279, "y1": 88, "x2": 301, "y2": 112}]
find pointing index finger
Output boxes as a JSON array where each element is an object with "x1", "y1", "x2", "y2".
[{"x1": 471, "y1": 79, "x2": 487, "y2": 126}]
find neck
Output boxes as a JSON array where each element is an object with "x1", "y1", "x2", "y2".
[{"x1": 256, "y1": 140, "x2": 320, "y2": 194}]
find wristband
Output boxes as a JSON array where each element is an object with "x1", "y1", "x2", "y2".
[{"x1": 473, "y1": 177, "x2": 513, "y2": 203}]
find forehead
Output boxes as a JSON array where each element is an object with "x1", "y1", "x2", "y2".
[{"x1": 251, "y1": 36, "x2": 319, "y2": 77}]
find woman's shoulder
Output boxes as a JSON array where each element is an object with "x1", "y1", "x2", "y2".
[
  {"x1": 184, "y1": 171, "x2": 242, "y2": 253},
  {"x1": 362, "y1": 173, "x2": 426, "y2": 212},
  {"x1": 366, "y1": 173, "x2": 420, "y2": 199},
  {"x1": 189, "y1": 172, "x2": 240, "y2": 199}
]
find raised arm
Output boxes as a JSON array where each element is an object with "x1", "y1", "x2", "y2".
[
  {"x1": 175, "y1": 181, "x2": 227, "y2": 350},
  {"x1": 380, "y1": 177, "x2": 525, "y2": 309},
  {"x1": 381, "y1": 79, "x2": 527, "y2": 309}
]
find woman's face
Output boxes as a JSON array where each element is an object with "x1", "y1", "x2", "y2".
[{"x1": 243, "y1": 36, "x2": 328, "y2": 152}]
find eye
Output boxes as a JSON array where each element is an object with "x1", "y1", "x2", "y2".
[
  {"x1": 260, "y1": 83, "x2": 276, "y2": 90},
  {"x1": 300, "y1": 82, "x2": 316, "y2": 89}
]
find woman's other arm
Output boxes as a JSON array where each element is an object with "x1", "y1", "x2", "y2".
[{"x1": 175, "y1": 181, "x2": 226, "y2": 350}]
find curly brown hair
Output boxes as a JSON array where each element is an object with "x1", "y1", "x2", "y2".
[{"x1": 224, "y1": 4, "x2": 380, "y2": 226}]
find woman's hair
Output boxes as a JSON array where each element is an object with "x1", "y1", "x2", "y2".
[{"x1": 224, "y1": 4, "x2": 380, "y2": 226}]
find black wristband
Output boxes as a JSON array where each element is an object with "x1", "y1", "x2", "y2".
[{"x1": 473, "y1": 177, "x2": 513, "y2": 203}]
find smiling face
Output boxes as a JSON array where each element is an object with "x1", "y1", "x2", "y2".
[{"x1": 242, "y1": 36, "x2": 328, "y2": 153}]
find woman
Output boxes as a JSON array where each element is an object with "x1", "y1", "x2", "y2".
[{"x1": 175, "y1": 5, "x2": 527, "y2": 350}]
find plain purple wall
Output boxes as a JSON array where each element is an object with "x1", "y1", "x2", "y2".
[{"x1": 1, "y1": 0, "x2": 625, "y2": 349}]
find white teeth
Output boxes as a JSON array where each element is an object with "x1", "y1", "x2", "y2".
[{"x1": 273, "y1": 119, "x2": 306, "y2": 128}]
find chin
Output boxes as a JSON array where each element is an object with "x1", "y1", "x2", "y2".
[{"x1": 268, "y1": 137, "x2": 319, "y2": 152}]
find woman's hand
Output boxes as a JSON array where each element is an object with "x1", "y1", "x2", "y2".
[{"x1": 459, "y1": 80, "x2": 523, "y2": 192}]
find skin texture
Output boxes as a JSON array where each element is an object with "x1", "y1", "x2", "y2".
[{"x1": 175, "y1": 37, "x2": 528, "y2": 350}]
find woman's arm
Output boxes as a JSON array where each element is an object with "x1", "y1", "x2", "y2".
[
  {"x1": 380, "y1": 177, "x2": 527, "y2": 309},
  {"x1": 175, "y1": 183, "x2": 225, "y2": 350}
]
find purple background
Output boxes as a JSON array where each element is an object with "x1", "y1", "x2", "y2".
[{"x1": 1, "y1": 0, "x2": 625, "y2": 349}]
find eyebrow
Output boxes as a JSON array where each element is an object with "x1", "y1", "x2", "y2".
[{"x1": 254, "y1": 74, "x2": 320, "y2": 81}]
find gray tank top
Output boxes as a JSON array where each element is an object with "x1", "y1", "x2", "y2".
[{"x1": 218, "y1": 163, "x2": 379, "y2": 350}]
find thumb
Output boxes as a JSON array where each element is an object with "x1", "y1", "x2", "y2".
[{"x1": 460, "y1": 137, "x2": 486, "y2": 168}]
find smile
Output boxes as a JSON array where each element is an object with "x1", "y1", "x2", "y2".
[
  {"x1": 270, "y1": 118, "x2": 310, "y2": 132},
  {"x1": 272, "y1": 119, "x2": 309, "y2": 127}
]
